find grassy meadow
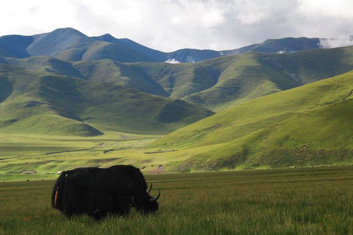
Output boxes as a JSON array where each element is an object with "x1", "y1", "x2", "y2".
[
  {"x1": 1, "y1": 167, "x2": 353, "y2": 234},
  {"x1": 0, "y1": 132, "x2": 159, "y2": 181},
  {"x1": 0, "y1": 132, "x2": 218, "y2": 181}
]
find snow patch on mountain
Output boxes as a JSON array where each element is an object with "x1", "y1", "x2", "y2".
[
  {"x1": 186, "y1": 56, "x2": 195, "y2": 63},
  {"x1": 165, "y1": 58, "x2": 180, "y2": 64}
]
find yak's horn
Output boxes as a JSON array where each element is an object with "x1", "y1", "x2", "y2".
[
  {"x1": 149, "y1": 190, "x2": 160, "y2": 202},
  {"x1": 147, "y1": 184, "x2": 152, "y2": 193}
]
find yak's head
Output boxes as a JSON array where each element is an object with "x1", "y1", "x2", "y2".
[{"x1": 134, "y1": 184, "x2": 160, "y2": 214}]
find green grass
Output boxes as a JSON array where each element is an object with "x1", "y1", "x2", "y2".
[
  {"x1": 0, "y1": 63, "x2": 212, "y2": 136},
  {"x1": 0, "y1": 132, "x2": 220, "y2": 181},
  {"x1": 6, "y1": 46, "x2": 353, "y2": 112},
  {"x1": 0, "y1": 132, "x2": 165, "y2": 181},
  {"x1": 1, "y1": 167, "x2": 353, "y2": 234},
  {"x1": 2, "y1": 68, "x2": 353, "y2": 175},
  {"x1": 2, "y1": 70, "x2": 353, "y2": 178},
  {"x1": 150, "y1": 70, "x2": 353, "y2": 170}
]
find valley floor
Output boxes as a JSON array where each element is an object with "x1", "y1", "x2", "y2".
[
  {"x1": 0, "y1": 132, "x2": 211, "y2": 181},
  {"x1": 1, "y1": 167, "x2": 353, "y2": 234},
  {"x1": 1, "y1": 132, "x2": 353, "y2": 182}
]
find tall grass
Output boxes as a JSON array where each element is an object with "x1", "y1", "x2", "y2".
[{"x1": 1, "y1": 167, "x2": 353, "y2": 234}]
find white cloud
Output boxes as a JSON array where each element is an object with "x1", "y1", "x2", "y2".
[
  {"x1": 0, "y1": 0, "x2": 353, "y2": 51},
  {"x1": 233, "y1": 0, "x2": 270, "y2": 25},
  {"x1": 319, "y1": 36, "x2": 353, "y2": 48},
  {"x1": 298, "y1": 0, "x2": 353, "y2": 18}
]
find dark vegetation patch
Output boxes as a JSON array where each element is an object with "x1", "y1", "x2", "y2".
[
  {"x1": 157, "y1": 100, "x2": 190, "y2": 123},
  {"x1": 0, "y1": 119, "x2": 18, "y2": 127},
  {"x1": 59, "y1": 123, "x2": 103, "y2": 137},
  {"x1": 202, "y1": 123, "x2": 222, "y2": 132},
  {"x1": 0, "y1": 78, "x2": 13, "y2": 103},
  {"x1": 45, "y1": 147, "x2": 94, "y2": 155},
  {"x1": 103, "y1": 149, "x2": 115, "y2": 154},
  {"x1": 24, "y1": 101, "x2": 43, "y2": 108},
  {"x1": 88, "y1": 158, "x2": 118, "y2": 165},
  {"x1": 144, "y1": 150, "x2": 177, "y2": 154}
]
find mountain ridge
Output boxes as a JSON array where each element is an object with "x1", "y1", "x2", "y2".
[
  {"x1": 0, "y1": 27, "x2": 325, "y2": 63},
  {"x1": 3, "y1": 45, "x2": 353, "y2": 111},
  {"x1": 0, "y1": 63, "x2": 213, "y2": 136}
]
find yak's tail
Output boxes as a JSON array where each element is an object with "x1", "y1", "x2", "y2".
[{"x1": 51, "y1": 171, "x2": 69, "y2": 209}]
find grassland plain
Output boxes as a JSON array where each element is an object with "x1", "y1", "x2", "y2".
[
  {"x1": 0, "y1": 132, "x2": 168, "y2": 181},
  {"x1": 1, "y1": 167, "x2": 353, "y2": 234},
  {"x1": 0, "y1": 131, "x2": 220, "y2": 181}
]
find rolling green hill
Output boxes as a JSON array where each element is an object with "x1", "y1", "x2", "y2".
[
  {"x1": 0, "y1": 63, "x2": 213, "y2": 136},
  {"x1": 149, "y1": 70, "x2": 353, "y2": 170},
  {"x1": 225, "y1": 37, "x2": 320, "y2": 54},
  {"x1": 182, "y1": 46, "x2": 353, "y2": 110},
  {"x1": 5, "y1": 46, "x2": 353, "y2": 111}
]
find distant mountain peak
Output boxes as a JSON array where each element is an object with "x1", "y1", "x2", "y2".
[
  {"x1": 101, "y1": 33, "x2": 114, "y2": 38},
  {"x1": 94, "y1": 33, "x2": 117, "y2": 43},
  {"x1": 51, "y1": 27, "x2": 87, "y2": 37}
]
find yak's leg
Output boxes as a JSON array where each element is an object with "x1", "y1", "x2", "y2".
[
  {"x1": 114, "y1": 194, "x2": 133, "y2": 216},
  {"x1": 62, "y1": 181, "x2": 85, "y2": 218},
  {"x1": 85, "y1": 192, "x2": 115, "y2": 220}
]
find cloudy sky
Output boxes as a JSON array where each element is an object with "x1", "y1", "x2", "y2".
[{"x1": 1, "y1": 0, "x2": 352, "y2": 52}]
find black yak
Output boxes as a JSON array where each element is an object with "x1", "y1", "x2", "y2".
[{"x1": 51, "y1": 165, "x2": 160, "y2": 220}]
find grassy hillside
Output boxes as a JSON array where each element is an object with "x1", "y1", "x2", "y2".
[
  {"x1": 0, "y1": 35, "x2": 33, "y2": 58},
  {"x1": 0, "y1": 63, "x2": 213, "y2": 136},
  {"x1": 4, "y1": 56, "x2": 84, "y2": 78},
  {"x1": 73, "y1": 60, "x2": 170, "y2": 97},
  {"x1": 1, "y1": 70, "x2": 352, "y2": 176},
  {"x1": 226, "y1": 37, "x2": 320, "y2": 54},
  {"x1": 150, "y1": 70, "x2": 353, "y2": 170},
  {"x1": 5, "y1": 46, "x2": 353, "y2": 112},
  {"x1": 96, "y1": 46, "x2": 353, "y2": 111},
  {"x1": 183, "y1": 46, "x2": 353, "y2": 110},
  {"x1": 94, "y1": 34, "x2": 167, "y2": 62}
]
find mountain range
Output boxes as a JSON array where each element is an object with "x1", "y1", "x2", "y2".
[
  {"x1": 2, "y1": 45, "x2": 353, "y2": 112},
  {"x1": 0, "y1": 28, "x2": 322, "y2": 63},
  {"x1": 0, "y1": 63, "x2": 213, "y2": 136}
]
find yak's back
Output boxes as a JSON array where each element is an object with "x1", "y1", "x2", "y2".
[{"x1": 64, "y1": 165, "x2": 147, "y2": 193}]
